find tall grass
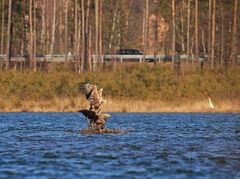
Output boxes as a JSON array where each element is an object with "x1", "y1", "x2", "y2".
[{"x1": 0, "y1": 64, "x2": 239, "y2": 112}]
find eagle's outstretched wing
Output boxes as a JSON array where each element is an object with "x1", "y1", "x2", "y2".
[
  {"x1": 78, "y1": 83, "x2": 106, "y2": 112},
  {"x1": 79, "y1": 109, "x2": 111, "y2": 129},
  {"x1": 79, "y1": 109, "x2": 97, "y2": 119},
  {"x1": 79, "y1": 109, "x2": 110, "y2": 119},
  {"x1": 78, "y1": 83, "x2": 98, "y2": 101},
  {"x1": 78, "y1": 109, "x2": 97, "y2": 127}
]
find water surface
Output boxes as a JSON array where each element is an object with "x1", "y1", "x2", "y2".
[{"x1": 0, "y1": 112, "x2": 240, "y2": 178}]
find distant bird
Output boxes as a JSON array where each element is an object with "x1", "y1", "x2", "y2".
[
  {"x1": 208, "y1": 97, "x2": 215, "y2": 110},
  {"x1": 78, "y1": 83, "x2": 106, "y2": 113},
  {"x1": 79, "y1": 109, "x2": 111, "y2": 129}
]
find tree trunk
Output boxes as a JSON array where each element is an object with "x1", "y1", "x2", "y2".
[
  {"x1": 45, "y1": 1, "x2": 50, "y2": 54},
  {"x1": 0, "y1": 0, "x2": 5, "y2": 70},
  {"x1": 143, "y1": 0, "x2": 149, "y2": 62},
  {"x1": 208, "y1": 0, "x2": 212, "y2": 64},
  {"x1": 116, "y1": 12, "x2": 121, "y2": 51},
  {"x1": 81, "y1": 0, "x2": 85, "y2": 71},
  {"x1": 41, "y1": 0, "x2": 46, "y2": 53},
  {"x1": 108, "y1": 6, "x2": 117, "y2": 50},
  {"x1": 64, "y1": 0, "x2": 68, "y2": 63},
  {"x1": 95, "y1": 0, "x2": 99, "y2": 71},
  {"x1": 220, "y1": 0, "x2": 224, "y2": 65},
  {"x1": 74, "y1": 0, "x2": 78, "y2": 71},
  {"x1": 195, "y1": 0, "x2": 199, "y2": 67},
  {"x1": 180, "y1": 4, "x2": 185, "y2": 53},
  {"x1": 201, "y1": 29, "x2": 206, "y2": 56},
  {"x1": 50, "y1": 0, "x2": 56, "y2": 62},
  {"x1": 59, "y1": 1, "x2": 63, "y2": 54},
  {"x1": 6, "y1": 0, "x2": 12, "y2": 70},
  {"x1": 186, "y1": 0, "x2": 191, "y2": 68},
  {"x1": 77, "y1": 3, "x2": 81, "y2": 73},
  {"x1": 22, "y1": 0, "x2": 27, "y2": 69},
  {"x1": 171, "y1": 0, "x2": 176, "y2": 70},
  {"x1": 230, "y1": 0, "x2": 238, "y2": 64},
  {"x1": 88, "y1": 25, "x2": 92, "y2": 71},
  {"x1": 99, "y1": 0, "x2": 103, "y2": 64},
  {"x1": 85, "y1": 0, "x2": 91, "y2": 71},
  {"x1": 29, "y1": 0, "x2": 33, "y2": 70},
  {"x1": 210, "y1": 0, "x2": 216, "y2": 68},
  {"x1": 33, "y1": 0, "x2": 37, "y2": 71}
]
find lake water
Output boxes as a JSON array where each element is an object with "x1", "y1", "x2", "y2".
[{"x1": 0, "y1": 112, "x2": 240, "y2": 179}]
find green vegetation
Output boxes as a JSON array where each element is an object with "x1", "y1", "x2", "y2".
[{"x1": 0, "y1": 64, "x2": 239, "y2": 111}]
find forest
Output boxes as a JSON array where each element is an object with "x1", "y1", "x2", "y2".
[{"x1": 0, "y1": 0, "x2": 239, "y2": 71}]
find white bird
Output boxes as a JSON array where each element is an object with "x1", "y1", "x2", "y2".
[{"x1": 208, "y1": 97, "x2": 214, "y2": 110}]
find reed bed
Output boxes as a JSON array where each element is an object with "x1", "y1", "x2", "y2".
[
  {"x1": 0, "y1": 97, "x2": 239, "y2": 113},
  {"x1": 0, "y1": 65, "x2": 239, "y2": 113}
]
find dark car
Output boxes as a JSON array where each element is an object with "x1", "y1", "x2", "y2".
[{"x1": 116, "y1": 49, "x2": 143, "y2": 55}]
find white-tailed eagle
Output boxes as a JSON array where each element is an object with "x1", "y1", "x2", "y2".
[
  {"x1": 78, "y1": 83, "x2": 106, "y2": 113},
  {"x1": 79, "y1": 109, "x2": 111, "y2": 129}
]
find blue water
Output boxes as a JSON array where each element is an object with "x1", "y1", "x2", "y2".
[{"x1": 0, "y1": 113, "x2": 240, "y2": 179}]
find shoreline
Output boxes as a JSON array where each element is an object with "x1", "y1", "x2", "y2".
[{"x1": 0, "y1": 98, "x2": 239, "y2": 113}]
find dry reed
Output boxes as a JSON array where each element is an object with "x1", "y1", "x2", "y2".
[{"x1": 0, "y1": 97, "x2": 239, "y2": 113}]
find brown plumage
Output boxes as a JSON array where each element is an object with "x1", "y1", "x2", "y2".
[
  {"x1": 78, "y1": 83, "x2": 106, "y2": 113},
  {"x1": 79, "y1": 109, "x2": 111, "y2": 129}
]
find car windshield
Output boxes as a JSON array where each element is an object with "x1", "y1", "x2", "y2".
[{"x1": 116, "y1": 49, "x2": 142, "y2": 55}]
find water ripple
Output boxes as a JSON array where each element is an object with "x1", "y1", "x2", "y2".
[{"x1": 0, "y1": 112, "x2": 240, "y2": 178}]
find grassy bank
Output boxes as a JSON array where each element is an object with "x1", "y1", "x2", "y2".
[{"x1": 0, "y1": 65, "x2": 240, "y2": 112}]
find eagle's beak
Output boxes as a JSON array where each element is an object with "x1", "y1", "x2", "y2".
[{"x1": 105, "y1": 114, "x2": 111, "y2": 118}]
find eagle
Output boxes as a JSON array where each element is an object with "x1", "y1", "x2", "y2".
[
  {"x1": 79, "y1": 109, "x2": 111, "y2": 129},
  {"x1": 78, "y1": 83, "x2": 106, "y2": 113}
]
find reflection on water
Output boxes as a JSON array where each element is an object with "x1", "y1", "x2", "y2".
[{"x1": 0, "y1": 112, "x2": 240, "y2": 178}]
